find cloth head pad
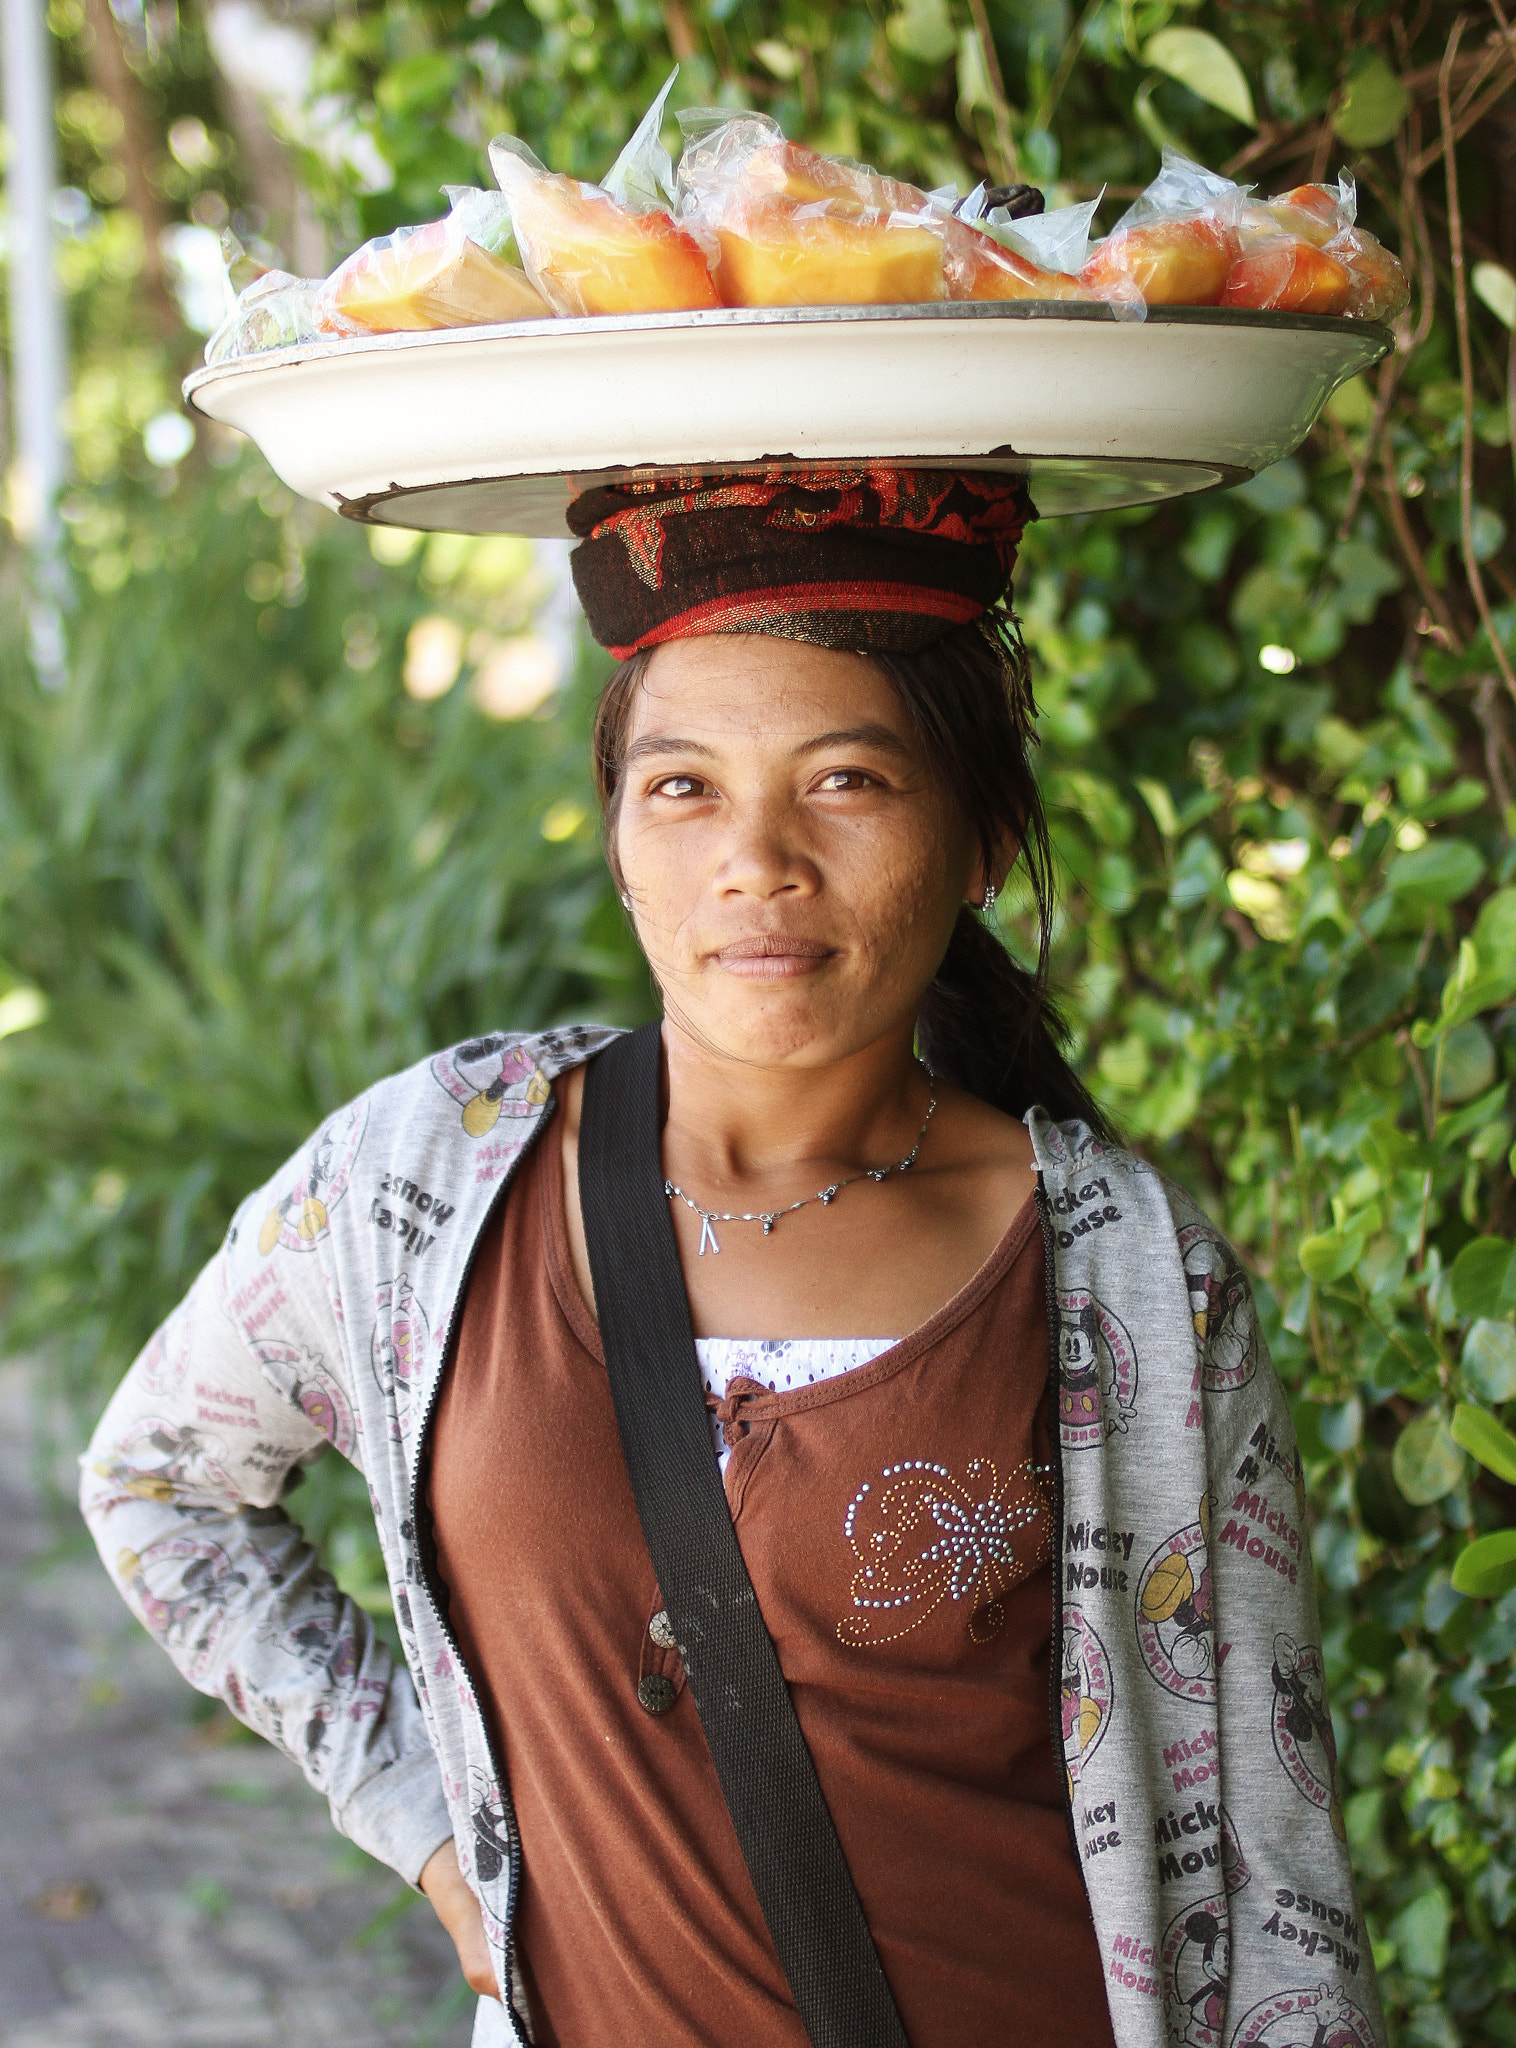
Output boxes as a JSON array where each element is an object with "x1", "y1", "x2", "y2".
[{"x1": 567, "y1": 468, "x2": 1035, "y2": 657}]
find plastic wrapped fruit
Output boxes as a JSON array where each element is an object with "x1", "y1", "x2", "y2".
[
  {"x1": 322, "y1": 218, "x2": 548, "y2": 332},
  {"x1": 682, "y1": 116, "x2": 1093, "y2": 309},
  {"x1": 953, "y1": 229, "x2": 1096, "y2": 304},
  {"x1": 681, "y1": 123, "x2": 943, "y2": 307},
  {"x1": 1239, "y1": 179, "x2": 1354, "y2": 250},
  {"x1": 1080, "y1": 216, "x2": 1239, "y2": 307},
  {"x1": 1329, "y1": 226, "x2": 1410, "y2": 321},
  {"x1": 709, "y1": 195, "x2": 946, "y2": 307},
  {"x1": 206, "y1": 270, "x2": 356, "y2": 362},
  {"x1": 1220, "y1": 236, "x2": 1352, "y2": 315},
  {"x1": 489, "y1": 140, "x2": 718, "y2": 316},
  {"x1": 680, "y1": 120, "x2": 930, "y2": 222}
]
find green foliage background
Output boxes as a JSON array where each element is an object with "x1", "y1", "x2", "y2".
[{"x1": 5, "y1": 1, "x2": 1516, "y2": 2039}]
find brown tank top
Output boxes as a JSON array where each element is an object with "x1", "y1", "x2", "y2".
[{"x1": 427, "y1": 1121, "x2": 1115, "y2": 2048}]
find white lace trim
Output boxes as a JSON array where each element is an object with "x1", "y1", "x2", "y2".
[{"x1": 695, "y1": 1336, "x2": 899, "y2": 1474}]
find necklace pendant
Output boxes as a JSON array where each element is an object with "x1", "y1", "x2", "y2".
[
  {"x1": 761, "y1": 1216, "x2": 775, "y2": 1236},
  {"x1": 698, "y1": 1214, "x2": 720, "y2": 1256}
]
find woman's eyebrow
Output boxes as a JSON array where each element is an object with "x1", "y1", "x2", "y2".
[
  {"x1": 796, "y1": 724, "x2": 911, "y2": 757},
  {"x1": 624, "y1": 734, "x2": 716, "y2": 766},
  {"x1": 625, "y1": 723, "x2": 909, "y2": 766}
]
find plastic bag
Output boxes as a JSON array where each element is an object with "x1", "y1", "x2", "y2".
[
  {"x1": 205, "y1": 268, "x2": 354, "y2": 364},
  {"x1": 957, "y1": 185, "x2": 1103, "y2": 276},
  {"x1": 989, "y1": 195, "x2": 1101, "y2": 275},
  {"x1": 1081, "y1": 148, "x2": 1245, "y2": 308},
  {"x1": 1325, "y1": 225, "x2": 1410, "y2": 321},
  {"x1": 1112, "y1": 149, "x2": 1249, "y2": 233},
  {"x1": 677, "y1": 117, "x2": 950, "y2": 305},
  {"x1": 602, "y1": 67, "x2": 679, "y2": 215},
  {"x1": 1220, "y1": 235, "x2": 1353, "y2": 314},
  {"x1": 1239, "y1": 175, "x2": 1355, "y2": 250},
  {"x1": 317, "y1": 187, "x2": 548, "y2": 333},
  {"x1": 1225, "y1": 174, "x2": 1406, "y2": 318},
  {"x1": 488, "y1": 130, "x2": 719, "y2": 317},
  {"x1": 677, "y1": 113, "x2": 1100, "y2": 310}
]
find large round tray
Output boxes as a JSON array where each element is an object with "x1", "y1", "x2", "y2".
[{"x1": 182, "y1": 302, "x2": 1389, "y2": 535}]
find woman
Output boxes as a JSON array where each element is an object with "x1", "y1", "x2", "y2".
[{"x1": 82, "y1": 470, "x2": 1383, "y2": 2048}]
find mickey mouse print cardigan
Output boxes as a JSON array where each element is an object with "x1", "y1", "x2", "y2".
[{"x1": 80, "y1": 1026, "x2": 1385, "y2": 2048}]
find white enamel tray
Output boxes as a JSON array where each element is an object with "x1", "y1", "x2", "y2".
[{"x1": 182, "y1": 303, "x2": 1390, "y2": 535}]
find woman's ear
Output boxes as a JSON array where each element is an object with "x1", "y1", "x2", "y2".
[{"x1": 965, "y1": 830, "x2": 1022, "y2": 906}]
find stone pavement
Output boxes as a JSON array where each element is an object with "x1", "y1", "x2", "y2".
[{"x1": 0, "y1": 1361, "x2": 475, "y2": 2048}]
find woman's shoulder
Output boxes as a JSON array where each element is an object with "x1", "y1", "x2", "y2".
[
  {"x1": 1026, "y1": 1106, "x2": 1251, "y2": 1301},
  {"x1": 360, "y1": 1022, "x2": 621, "y2": 1132}
]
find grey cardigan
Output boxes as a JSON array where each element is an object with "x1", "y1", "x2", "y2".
[{"x1": 81, "y1": 1026, "x2": 1384, "y2": 2048}]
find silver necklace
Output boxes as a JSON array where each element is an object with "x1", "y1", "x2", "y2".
[{"x1": 664, "y1": 1070, "x2": 937, "y2": 1255}]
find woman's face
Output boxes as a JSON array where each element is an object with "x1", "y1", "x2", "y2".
[{"x1": 613, "y1": 634, "x2": 980, "y2": 1068}]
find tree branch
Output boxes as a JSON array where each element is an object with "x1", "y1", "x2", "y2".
[
  {"x1": 1441, "y1": 15, "x2": 1516, "y2": 703},
  {"x1": 81, "y1": 0, "x2": 177, "y2": 337},
  {"x1": 964, "y1": 0, "x2": 1018, "y2": 183},
  {"x1": 1374, "y1": 440, "x2": 1462, "y2": 648}
]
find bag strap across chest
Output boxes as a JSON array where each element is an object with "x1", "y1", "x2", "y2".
[{"x1": 578, "y1": 1021, "x2": 911, "y2": 2048}]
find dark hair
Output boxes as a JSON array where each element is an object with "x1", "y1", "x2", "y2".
[{"x1": 591, "y1": 616, "x2": 1111, "y2": 1138}]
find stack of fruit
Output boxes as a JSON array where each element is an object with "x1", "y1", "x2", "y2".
[{"x1": 205, "y1": 89, "x2": 1408, "y2": 363}]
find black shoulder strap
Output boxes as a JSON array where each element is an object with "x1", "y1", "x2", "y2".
[{"x1": 578, "y1": 1022, "x2": 912, "y2": 2048}]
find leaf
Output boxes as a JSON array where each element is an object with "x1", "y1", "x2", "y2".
[
  {"x1": 1449, "y1": 1237, "x2": 1516, "y2": 1321},
  {"x1": 1300, "y1": 1224, "x2": 1369, "y2": 1283},
  {"x1": 1388, "y1": 1883, "x2": 1451, "y2": 1981},
  {"x1": 1463, "y1": 1320, "x2": 1516, "y2": 1403},
  {"x1": 886, "y1": 0, "x2": 956, "y2": 66},
  {"x1": 1170, "y1": 834, "x2": 1224, "y2": 910},
  {"x1": 1438, "y1": 1021, "x2": 1497, "y2": 1105},
  {"x1": 1451, "y1": 1531, "x2": 1516, "y2": 1600},
  {"x1": 1392, "y1": 1412, "x2": 1465, "y2": 1505},
  {"x1": 1144, "y1": 28, "x2": 1256, "y2": 126},
  {"x1": 374, "y1": 51, "x2": 462, "y2": 118},
  {"x1": 1452, "y1": 1403, "x2": 1516, "y2": 1485},
  {"x1": 1413, "y1": 930, "x2": 1516, "y2": 1045},
  {"x1": 1386, "y1": 838, "x2": 1485, "y2": 906},
  {"x1": 1473, "y1": 886, "x2": 1516, "y2": 964},
  {"x1": 1333, "y1": 52, "x2": 1411, "y2": 150},
  {"x1": 1473, "y1": 262, "x2": 1516, "y2": 331},
  {"x1": 1329, "y1": 538, "x2": 1401, "y2": 625},
  {"x1": 753, "y1": 37, "x2": 804, "y2": 79},
  {"x1": 1482, "y1": 1682, "x2": 1516, "y2": 1730},
  {"x1": 1136, "y1": 777, "x2": 1178, "y2": 840},
  {"x1": 956, "y1": 28, "x2": 993, "y2": 115}
]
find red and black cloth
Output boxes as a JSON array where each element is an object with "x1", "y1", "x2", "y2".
[{"x1": 567, "y1": 468, "x2": 1035, "y2": 657}]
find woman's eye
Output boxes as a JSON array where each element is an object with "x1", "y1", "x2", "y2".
[
  {"x1": 652, "y1": 775, "x2": 710, "y2": 799},
  {"x1": 816, "y1": 769, "x2": 872, "y2": 793}
]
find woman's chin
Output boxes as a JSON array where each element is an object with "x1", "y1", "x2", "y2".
[{"x1": 666, "y1": 978, "x2": 893, "y2": 1071}]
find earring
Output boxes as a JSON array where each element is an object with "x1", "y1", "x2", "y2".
[
  {"x1": 981, "y1": 881, "x2": 997, "y2": 914},
  {"x1": 620, "y1": 892, "x2": 631, "y2": 909}
]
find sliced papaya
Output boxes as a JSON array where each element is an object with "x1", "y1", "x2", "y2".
[
  {"x1": 495, "y1": 160, "x2": 719, "y2": 316},
  {"x1": 713, "y1": 197, "x2": 945, "y2": 307},
  {"x1": 328, "y1": 223, "x2": 548, "y2": 332},
  {"x1": 1080, "y1": 216, "x2": 1239, "y2": 307},
  {"x1": 1220, "y1": 236, "x2": 1353, "y2": 315}
]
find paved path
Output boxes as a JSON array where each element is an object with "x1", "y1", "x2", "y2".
[{"x1": 0, "y1": 1362, "x2": 475, "y2": 2048}]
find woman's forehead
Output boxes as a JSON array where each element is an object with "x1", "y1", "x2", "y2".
[{"x1": 633, "y1": 636, "x2": 915, "y2": 749}]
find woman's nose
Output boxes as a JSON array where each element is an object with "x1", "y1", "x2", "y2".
[{"x1": 713, "y1": 805, "x2": 818, "y2": 898}]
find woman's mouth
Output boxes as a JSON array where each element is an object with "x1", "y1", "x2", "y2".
[{"x1": 713, "y1": 935, "x2": 836, "y2": 980}]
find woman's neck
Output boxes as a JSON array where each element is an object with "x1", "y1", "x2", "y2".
[{"x1": 658, "y1": 1016, "x2": 927, "y2": 1186}]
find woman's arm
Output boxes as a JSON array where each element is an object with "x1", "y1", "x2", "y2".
[
  {"x1": 1183, "y1": 1204, "x2": 1388, "y2": 2043},
  {"x1": 78, "y1": 1211, "x2": 453, "y2": 1888}
]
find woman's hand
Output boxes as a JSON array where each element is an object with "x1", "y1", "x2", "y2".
[{"x1": 419, "y1": 1839, "x2": 500, "y2": 1999}]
